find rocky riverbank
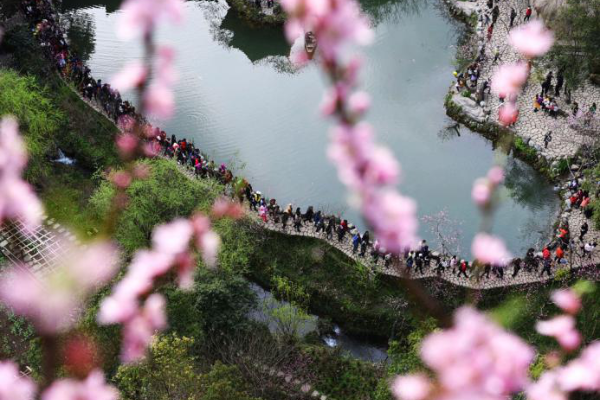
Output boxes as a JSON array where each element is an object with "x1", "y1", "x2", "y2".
[{"x1": 443, "y1": 0, "x2": 600, "y2": 268}]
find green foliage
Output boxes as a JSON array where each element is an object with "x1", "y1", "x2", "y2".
[
  {"x1": 387, "y1": 318, "x2": 436, "y2": 375},
  {"x1": 489, "y1": 296, "x2": 529, "y2": 329},
  {"x1": 194, "y1": 269, "x2": 257, "y2": 337},
  {"x1": 1, "y1": 27, "x2": 119, "y2": 172},
  {"x1": 0, "y1": 305, "x2": 42, "y2": 374},
  {"x1": 553, "y1": 267, "x2": 571, "y2": 285},
  {"x1": 272, "y1": 275, "x2": 310, "y2": 308},
  {"x1": 513, "y1": 137, "x2": 538, "y2": 162},
  {"x1": 0, "y1": 69, "x2": 64, "y2": 182},
  {"x1": 225, "y1": 0, "x2": 285, "y2": 27},
  {"x1": 90, "y1": 158, "x2": 222, "y2": 253},
  {"x1": 40, "y1": 164, "x2": 102, "y2": 236},
  {"x1": 115, "y1": 334, "x2": 202, "y2": 400},
  {"x1": 200, "y1": 361, "x2": 261, "y2": 400},
  {"x1": 248, "y1": 231, "x2": 414, "y2": 340},
  {"x1": 304, "y1": 346, "x2": 381, "y2": 399},
  {"x1": 549, "y1": 0, "x2": 600, "y2": 87}
]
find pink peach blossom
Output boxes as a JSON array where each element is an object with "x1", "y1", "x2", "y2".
[
  {"x1": 527, "y1": 371, "x2": 566, "y2": 400},
  {"x1": 498, "y1": 102, "x2": 520, "y2": 126},
  {"x1": 199, "y1": 231, "x2": 221, "y2": 268},
  {"x1": 414, "y1": 307, "x2": 534, "y2": 400},
  {"x1": 0, "y1": 241, "x2": 118, "y2": 333},
  {"x1": 487, "y1": 166, "x2": 505, "y2": 186},
  {"x1": 472, "y1": 178, "x2": 491, "y2": 206},
  {"x1": 348, "y1": 91, "x2": 371, "y2": 115},
  {"x1": 111, "y1": 61, "x2": 147, "y2": 92},
  {"x1": 116, "y1": 133, "x2": 139, "y2": 157},
  {"x1": 536, "y1": 315, "x2": 581, "y2": 351},
  {"x1": 508, "y1": 20, "x2": 554, "y2": 59},
  {"x1": 362, "y1": 190, "x2": 418, "y2": 253},
  {"x1": 117, "y1": 0, "x2": 184, "y2": 40},
  {"x1": 151, "y1": 219, "x2": 193, "y2": 255},
  {"x1": 471, "y1": 233, "x2": 512, "y2": 266},
  {"x1": 0, "y1": 361, "x2": 36, "y2": 400},
  {"x1": 144, "y1": 83, "x2": 175, "y2": 119},
  {"x1": 42, "y1": 370, "x2": 118, "y2": 400},
  {"x1": 490, "y1": 63, "x2": 529, "y2": 97},
  {"x1": 112, "y1": 171, "x2": 132, "y2": 189},
  {"x1": 391, "y1": 374, "x2": 431, "y2": 400},
  {"x1": 211, "y1": 197, "x2": 245, "y2": 219},
  {"x1": 550, "y1": 289, "x2": 581, "y2": 315}
]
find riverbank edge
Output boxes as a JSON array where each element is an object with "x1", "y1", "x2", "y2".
[
  {"x1": 224, "y1": 0, "x2": 286, "y2": 27},
  {"x1": 441, "y1": 0, "x2": 574, "y2": 242}
]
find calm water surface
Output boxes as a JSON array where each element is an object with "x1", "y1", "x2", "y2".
[{"x1": 60, "y1": 0, "x2": 559, "y2": 255}]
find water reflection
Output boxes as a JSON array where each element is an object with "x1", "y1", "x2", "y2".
[
  {"x1": 58, "y1": 0, "x2": 559, "y2": 255},
  {"x1": 220, "y1": 10, "x2": 289, "y2": 62}
]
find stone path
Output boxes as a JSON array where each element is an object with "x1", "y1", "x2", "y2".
[
  {"x1": 48, "y1": 51, "x2": 597, "y2": 291},
  {"x1": 7, "y1": 0, "x2": 597, "y2": 293},
  {"x1": 445, "y1": 0, "x2": 600, "y2": 277}
]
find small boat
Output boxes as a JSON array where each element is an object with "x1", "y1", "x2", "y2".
[{"x1": 305, "y1": 31, "x2": 317, "y2": 58}]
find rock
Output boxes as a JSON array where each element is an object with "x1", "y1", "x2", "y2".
[
  {"x1": 452, "y1": 94, "x2": 487, "y2": 123},
  {"x1": 571, "y1": 164, "x2": 580, "y2": 171},
  {"x1": 454, "y1": 1, "x2": 478, "y2": 16}
]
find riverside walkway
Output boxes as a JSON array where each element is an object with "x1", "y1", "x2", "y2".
[
  {"x1": 447, "y1": 0, "x2": 600, "y2": 241},
  {"x1": 3, "y1": 0, "x2": 599, "y2": 292}
]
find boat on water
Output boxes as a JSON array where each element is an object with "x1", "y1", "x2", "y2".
[{"x1": 305, "y1": 31, "x2": 317, "y2": 58}]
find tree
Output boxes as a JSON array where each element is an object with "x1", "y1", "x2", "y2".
[
  {"x1": 114, "y1": 334, "x2": 202, "y2": 400},
  {"x1": 194, "y1": 269, "x2": 257, "y2": 337},
  {"x1": 90, "y1": 158, "x2": 222, "y2": 253},
  {"x1": 548, "y1": 0, "x2": 600, "y2": 87}
]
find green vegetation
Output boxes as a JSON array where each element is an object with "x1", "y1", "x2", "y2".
[
  {"x1": 225, "y1": 1, "x2": 286, "y2": 27},
  {"x1": 549, "y1": 0, "x2": 600, "y2": 87},
  {"x1": 0, "y1": 70, "x2": 64, "y2": 181},
  {"x1": 513, "y1": 136, "x2": 538, "y2": 163},
  {"x1": 248, "y1": 231, "x2": 415, "y2": 341},
  {"x1": 115, "y1": 334, "x2": 262, "y2": 400}
]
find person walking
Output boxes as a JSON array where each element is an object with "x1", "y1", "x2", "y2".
[
  {"x1": 415, "y1": 254, "x2": 424, "y2": 274},
  {"x1": 509, "y1": 8, "x2": 517, "y2": 27},
  {"x1": 555, "y1": 246, "x2": 565, "y2": 264},
  {"x1": 580, "y1": 222, "x2": 589, "y2": 242},
  {"x1": 524, "y1": 6, "x2": 532, "y2": 22},
  {"x1": 512, "y1": 258, "x2": 522, "y2": 278},
  {"x1": 555, "y1": 72, "x2": 564, "y2": 96},
  {"x1": 544, "y1": 131, "x2": 552, "y2": 148},
  {"x1": 360, "y1": 239, "x2": 368, "y2": 257},
  {"x1": 450, "y1": 255, "x2": 458, "y2": 275},
  {"x1": 352, "y1": 233, "x2": 360, "y2": 254},
  {"x1": 540, "y1": 258, "x2": 552, "y2": 277},
  {"x1": 584, "y1": 242, "x2": 596, "y2": 259},
  {"x1": 458, "y1": 260, "x2": 469, "y2": 278}
]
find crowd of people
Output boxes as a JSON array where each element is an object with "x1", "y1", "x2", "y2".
[
  {"x1": 23, "y1": 0, "x2": 137, "y2": 123},
  {"x1": 21, "y1": 0, "x2": 598, "y2": 284}
]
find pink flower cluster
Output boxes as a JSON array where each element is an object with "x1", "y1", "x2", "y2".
[
  {"x1": 490, "y1": 20, "x2": 554, "y2": 127},
  {"x1": 117, "y1": 0, "x2": 184, "y2": 40},
  {"x1": 282, "y1": 0, "x2": 418, "y2": 253},
  {"x1": 0, "y1": 242, "x2": 119, "y2": 334},
  {"x1": 528, "y1": 342, "x2": 600, "y2": 400},
  {"x1": 471, "y1": 233, "x2": 512, "y2": 266},
  {"x1": 114, "y1": 0, "x2": 182, "y2": 119},
  {"x1": 536, "y1": 289, "x2": 582, "y2": 351},
  {"x1": 42, "y1": 370, "x2": 118, "y2": 400},
  {"x1": 0, "y1": 361, "x2": 35, "y2": 400},
  {"x1": 98, "y1": 216, "x2": 220, "y2": 362},
  {"x1": 281, "y1": 0, "x2": 373, "y2": 62},
  {"x1": 508, "y1": 20, "x2": 554, "y2": 59},
  {"x1": 392, "y1": 307, "x2": 535, "y2": 400},
  {"x1": 144, "y1": 47, "x2": 178, "y2": 119},
  {"x1": 0, "y1": 118, "x2": 43, "y2": 229}
]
